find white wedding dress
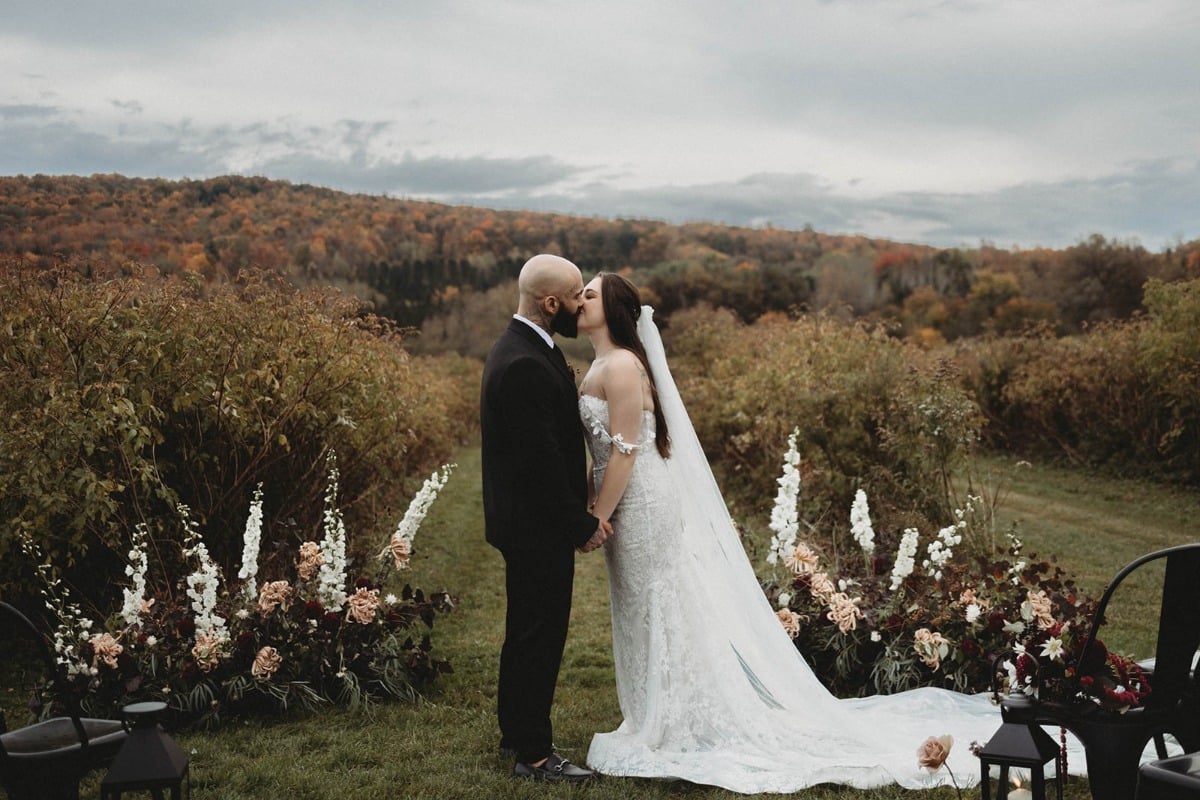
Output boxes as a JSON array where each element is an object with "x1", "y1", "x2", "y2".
[{"x1": 580, "y1": 308, "x2": 1086, "y2": 794}]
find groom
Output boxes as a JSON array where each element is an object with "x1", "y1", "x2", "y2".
[{"x1": 480, "y1": 253, "x2": 611, "y2": 783}]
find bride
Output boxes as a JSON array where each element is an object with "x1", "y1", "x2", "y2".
[{"x1": 574, "y1": 272, "x2": 1063, "y2": 793}]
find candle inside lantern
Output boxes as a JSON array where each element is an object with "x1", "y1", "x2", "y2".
[{"x1": 1009, "y1": 775, "x2": 1034, "y2": 800}]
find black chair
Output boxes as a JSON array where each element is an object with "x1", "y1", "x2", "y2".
[
  {"x1": 1001, "y1": 544, "x2": 1200, "y2": 800},
  {"x1": 1136, "y1": 753, "x2": 1200, "y2": 799},
  {"x1": 0, "y1": 600, "x2": 128, "y2": 800}
]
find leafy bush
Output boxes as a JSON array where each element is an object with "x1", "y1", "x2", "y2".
[
  {"x1": 1138, "y1": 278, "x2": 1200, "y2": 478},
  {"x1": 959, "y1": 278, "x2": 1200, "y2": 483},
  {"x1": 665, "y1": 305, "x2": 981, "y2": 537},
  {"x1": 0, "y1": 258, "x2": 479, "y2": 609}
]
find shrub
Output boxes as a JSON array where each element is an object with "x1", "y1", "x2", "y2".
[
  {"x1": 958, "y1": 278, "x2": 1200, "y2": 483},
  {"x1": 0, "y1": 259, "x2": 479, "y2": 609},
  {"x1": 1138, "y1": 278, "x2": 1200, "y2": 480},
  {"x1": 665, "y1": 305, "x2": 981, "y2": 539}
]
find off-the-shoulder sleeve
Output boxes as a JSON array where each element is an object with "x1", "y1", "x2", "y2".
[{"x1": 583, "y1": 411, "x2": 641, "y2": 455}]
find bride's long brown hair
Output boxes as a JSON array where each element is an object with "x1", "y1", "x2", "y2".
[{"x1": 599, "y1": 272, "x2": 671, "y2": 458}]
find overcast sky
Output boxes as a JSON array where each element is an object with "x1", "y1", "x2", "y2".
[{"x1": 2, "y1": 1, "x2": 1198, "y2": 249}]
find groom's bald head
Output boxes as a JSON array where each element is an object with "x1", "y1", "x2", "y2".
[
  {"x1": 517, "y1": 255, "x2": 585, "y2": 329},
  {"x1": 518, "y1": 255, "x2": 580, "y2": 307}
]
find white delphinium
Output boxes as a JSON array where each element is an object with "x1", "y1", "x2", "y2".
[
  {"x1": 21, "y1": 536, "x2": 95, "y2": 677},
  {"x1": 889, "y1": 527, "x2": 920, "y2": 591},
  {"x1": 1007, "y1": 531, "x2": 1027, "y2": 585},
  {"x1": 120, "y1": 523, "x2": 151, "y2": 628},
  {"x1": 317, "y1": 455, "x2": 349, "y2": 612},
  {"x1": 51, "y1": 597, "x2": 96, "y2": 678},
  {"x1": 849, "y1": 488, "x2": 875, "y2": 557},
  {"x1": 956, "y1": 496, "x2": 982, "y2": 529},
  {"x1": 180, "y1": 504, "x2": 228, "y2": 643},
  {"x1": 767, "y1": 428, "x2": 802, "y2": 566},
  {"x1": 381, "y1": 463, "x2": 455, "y2": 570},
  {"x1": 921, "y1": 522, "x2": 964, "y2": 580},
  {"x1": 237, "y1": 483, "x2": 265, "y2": 601}
]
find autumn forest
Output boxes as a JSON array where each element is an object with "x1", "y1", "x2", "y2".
[{"x1": 4, "y1": 173, "x2": 1197, "y2": 358}]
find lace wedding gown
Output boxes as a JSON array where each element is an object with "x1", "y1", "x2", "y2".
[{"x1": 579, "y1": 309, "x2": 1085, "y2": 794}]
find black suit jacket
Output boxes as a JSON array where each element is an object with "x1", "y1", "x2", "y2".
[{"x1": 480, "y1": 319, "x2": 598, "y2": 552}]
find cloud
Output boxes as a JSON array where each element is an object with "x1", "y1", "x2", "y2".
[
  {"x1": 0, "y1": 112, "x2": 584, "y2": 197},
  {"x1": 0, "y1": 104, "x2": 59, "y2": 121},
  {"x1": 258, "y1": 151, "x2": 582, "y2": 196},
  {"x1": 1, "y1": 104, "x2": 1195, "y2": 250},
  {"x1": 2, "y1": 1, "x2": 305, "y2": 51},
  {"x1": 0, "y1": 113, "x2": 214, "y2": 176},
  {"x1": 111, "y1": 99, "x2": 144, "y2": 114},
  {"x1": 2, "y1": 0, "x2": 1196, "y2": 253},
  {"x1": 443, "y1": 160, "x2": 1200, "y2": 249}
]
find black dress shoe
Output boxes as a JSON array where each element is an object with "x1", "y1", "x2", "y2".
[{"x1": 512, "y1": 753, "x2": 597, "y2": 783}]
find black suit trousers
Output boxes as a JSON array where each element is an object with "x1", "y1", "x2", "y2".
[{"x1": 498, "y1": 543, "x2": 576, "y2": 763}]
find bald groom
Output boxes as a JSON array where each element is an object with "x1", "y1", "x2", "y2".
[{"x1": 480, "y1": 254, "x2": 611, "y2": 783}]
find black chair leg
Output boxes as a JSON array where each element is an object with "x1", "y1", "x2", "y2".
[{"x1": 1072, "y1": 724, "x2": 1152, "y2": 800}]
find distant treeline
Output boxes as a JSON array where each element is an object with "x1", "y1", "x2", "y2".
[
  {"x1": 3, "y1": 174, "x2": 1196, "y2": 349},
  {"x1": 1, "y1": 173, "x2": 887, "y2": 327}
]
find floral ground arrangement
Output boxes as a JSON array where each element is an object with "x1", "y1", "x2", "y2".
[
  {"x1": 35, "y1": 444, "x2": 1193, "y2": 799},
  {"x1": 20, "y1": 454, "x2": 456, "y2": 728},
  {"x1": 762, "y1": 429, "x2": 1151, "y2": 712}
]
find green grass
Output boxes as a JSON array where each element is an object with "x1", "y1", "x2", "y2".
[
  {"x1": 52, "y1": 447, "x2": 1200, "y2": 798},
  {"x1": 967, "y1": 454, "x2": 1200, "y2": 657}
]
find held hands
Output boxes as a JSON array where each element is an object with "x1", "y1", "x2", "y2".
[{"x1": 579, "y1": 519, "x2": 613, "y2": 553}]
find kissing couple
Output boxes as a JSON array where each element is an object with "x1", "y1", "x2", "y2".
[{"x1": 481, "y1": 254, "x2": 1012, "y2": 793}]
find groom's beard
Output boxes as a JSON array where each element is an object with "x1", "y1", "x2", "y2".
[{"x1": 550, "y1": 305, "x2": 580, "y2": 338}]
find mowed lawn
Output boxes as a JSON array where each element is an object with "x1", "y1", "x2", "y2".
[{"x1": 67, "y1": 447, "x2": 1197, "y2": 799}]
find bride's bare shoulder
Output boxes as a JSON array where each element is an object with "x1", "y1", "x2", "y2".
[
  {"x1": 608, "y1": 348, "x2": 647, "y2": 381},
  {"x1": 586, "y1": 348, "x2": 643, "y2": 398},
  {"x1": 611, "y1": 347, "x2": 642, "y2": 367}
]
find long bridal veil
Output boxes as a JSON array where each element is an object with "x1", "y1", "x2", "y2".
[{"x1": 620, "y1": 306, "x2": 1085, "y2": 792}]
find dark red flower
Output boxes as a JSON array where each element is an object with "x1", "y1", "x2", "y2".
[
  {"x1": 1015, "y1": 653, "x2": 1036, "y2": 683},
  {"x1": 177, "y1": 617, "x2": 196, "y2": 637}
]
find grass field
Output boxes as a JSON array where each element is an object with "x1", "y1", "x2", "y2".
[{"x1": 52, "y1": 447, "x2": 1200, "y2": 798}]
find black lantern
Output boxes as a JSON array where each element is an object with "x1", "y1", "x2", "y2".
[
  {"x1": 977, "y1": 696, "x2": 1063, "y2": 800},
  {"x1": 100, "y1": 701, "x2": 190, "y2": 800}
]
